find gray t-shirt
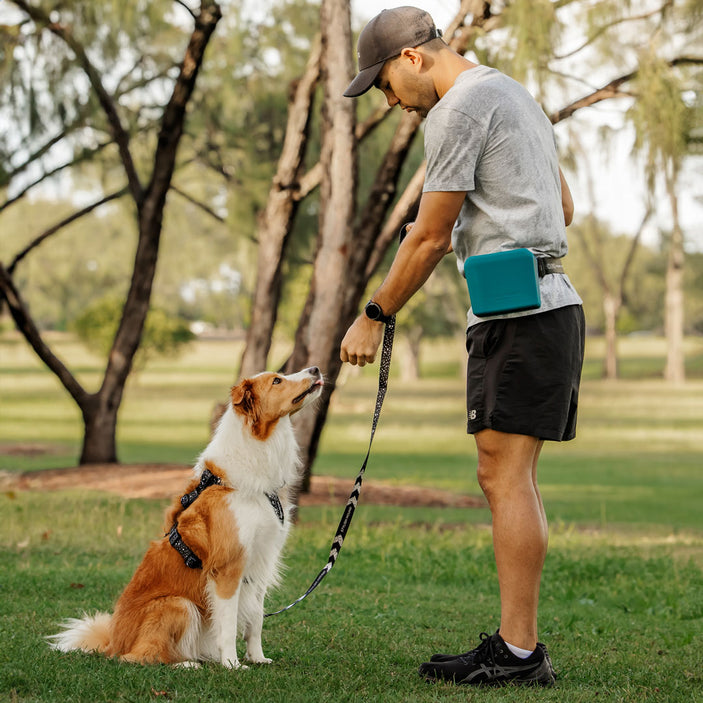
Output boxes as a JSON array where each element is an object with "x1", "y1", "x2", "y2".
[{"x1": 423, "y1": 65, "x2": 582, "y2": 327}]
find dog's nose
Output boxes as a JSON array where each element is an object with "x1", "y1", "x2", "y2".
[{"x1": 308, "y1": 366, "x2": 320, "y2": 377}]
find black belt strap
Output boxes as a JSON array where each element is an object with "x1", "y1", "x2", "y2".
[
  {"x1": 265, "y1": 316, "x2": 395, "y2": 617},
  {"x1": 537, "y1": 257, "x2": 564, "y2": 276}
]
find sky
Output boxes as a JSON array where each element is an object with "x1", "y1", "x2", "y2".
[{"x1": 351, "y1": 1, "x2": 703, "y2": 252}]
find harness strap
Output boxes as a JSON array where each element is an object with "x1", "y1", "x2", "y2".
[
  {"x1": 266, "y1": 492, "x2": 285, "y2": 524},
  {"x1": 180, "y1": 468, "x2": 222, "y2": 509},
  {"x1": 168, "y1": 523, "x2": 202, "y2": 569},
  {"x1": 168, "y1": 468, "x2": 224, "y2": 569}
]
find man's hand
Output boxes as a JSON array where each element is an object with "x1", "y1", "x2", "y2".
[
  {"x1": 340, "y1": 315, "x2": 384, "y2": 366},
  {"x1": 340, "y1": 192, "x2": 464, "y2": 367}
]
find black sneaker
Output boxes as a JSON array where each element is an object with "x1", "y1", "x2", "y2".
[
  {"x1": 538, "y1": 642, "x2": 558, "y2": 680},
  {"x1": 419, "y1": 631, "x2": 555, "y2": 687},
  {"x1": 429, "y1": 640, "x2": 557, "y2": 679}
]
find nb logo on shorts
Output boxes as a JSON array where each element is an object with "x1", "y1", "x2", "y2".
[{"x1": 468, "y1": 409, "x2": 478, "y2": 420}]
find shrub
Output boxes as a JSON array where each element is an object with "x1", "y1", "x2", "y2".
[{"x1": 71, "y1": 296, "x2": 194, "y2": 364}]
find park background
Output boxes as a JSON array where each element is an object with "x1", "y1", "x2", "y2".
[{"x1": 1, "y1": 1, "x2": 702, "y2": 701}]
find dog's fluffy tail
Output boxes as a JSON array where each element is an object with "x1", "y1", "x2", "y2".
[{"x1": 47, "y1": 612, "x2": 112, "y2": 654}]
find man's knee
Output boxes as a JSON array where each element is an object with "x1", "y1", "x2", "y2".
[
  {"x1": 476, "y1": 447, "x2": 504, "y2": 502},
  {"x1": 476, "y1": 457, "x2": 504, "y2": 504},
  {"x1": 475, "y1": 429, "x2": 505, "y2": 489},
  {"x1": 474, "y1": 429, "x2": 541, "y2": 500}
]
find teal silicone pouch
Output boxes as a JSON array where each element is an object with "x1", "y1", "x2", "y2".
[{"x1": 463, "y1": 249, "x2": 541, "y2": 317}]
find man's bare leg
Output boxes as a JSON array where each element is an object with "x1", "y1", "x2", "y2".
[{"x1": 474, "y1": 428, "x2": 546, "y2": 651}]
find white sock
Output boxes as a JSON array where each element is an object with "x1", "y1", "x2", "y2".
[{"x1": 505, "y1": 641, "x2": 534, "y2": 659}]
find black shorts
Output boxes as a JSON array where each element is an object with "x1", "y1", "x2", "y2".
[{"x1": 465, "y1": 305, "x2": 585, "y2": 441}]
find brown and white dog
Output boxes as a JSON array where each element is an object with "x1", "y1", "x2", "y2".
[{"x1": 48, "y1": 367, "x2": 324, "y2": 668}]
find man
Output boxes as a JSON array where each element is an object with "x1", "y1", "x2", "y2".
[{"x1": 340, "y1": 6, "x2": 585, "y2": 688}]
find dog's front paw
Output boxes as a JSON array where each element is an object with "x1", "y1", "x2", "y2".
[
  {"x1": 222, "y1": 657, "x2": 247, "y2": 670},
  {"x1": 174, "y1": 660, "x2": 201, "y2": 669},
  {"x1": 247, "y1": 656, "x2": 273, "y2": 665}
]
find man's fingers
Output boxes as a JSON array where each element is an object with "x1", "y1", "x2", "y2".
[{"x1": 340, "y1": 350, "x2": 375, "y2": 367}]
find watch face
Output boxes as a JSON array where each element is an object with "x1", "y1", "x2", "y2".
[{"x1": 365, "y1": 302, "x2": 381, "y2": 320}]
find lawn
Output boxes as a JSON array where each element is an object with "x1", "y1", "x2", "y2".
[{"x1": 1, "y1": 331, "x2": 702, "y2": 701}]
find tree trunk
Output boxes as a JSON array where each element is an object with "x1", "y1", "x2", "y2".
[
  {"x1": 85, "y1": 2, "x2": 222, "y2": 463},
  {"x1": 400, "y1": 327, "x2": 423, "y2": 381},
  {"x1": 287, "y1": 0, "x2": 357, "y2": 490},
  {"x1": 239, "y1": 39, "x2": 322, "y2": 378},
  {"x1": 80, "y1": 396, "x2": 119, "y2": 464}
]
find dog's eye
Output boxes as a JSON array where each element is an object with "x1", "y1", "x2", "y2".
[{"x1": 272, "y1": 377, "x2": 282, "y2": 385}]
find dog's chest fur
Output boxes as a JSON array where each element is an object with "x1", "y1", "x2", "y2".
[{"x1": 199, "y1": 406, "x2": 300, "y2": 584}]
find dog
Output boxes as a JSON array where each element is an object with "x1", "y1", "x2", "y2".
[{"x1": 48, "y1": 367, "x2": 324, "y2": 668}]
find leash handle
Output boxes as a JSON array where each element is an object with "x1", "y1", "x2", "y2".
[{"x1": 265, "y1": 316, "x2": 395, "y2": 617}]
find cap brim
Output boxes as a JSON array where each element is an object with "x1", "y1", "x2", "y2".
[{"x1": 343, "y1": 62, "x2": 384, "y2": 98}]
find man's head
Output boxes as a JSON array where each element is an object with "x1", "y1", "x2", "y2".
[{"x1": 343, "y1": 6, "x2": 442, "y2": 99}]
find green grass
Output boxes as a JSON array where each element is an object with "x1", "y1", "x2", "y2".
[
  {"x1": 1, "y1": 332, "x2": 703, "y2": 701},
  {"x1": 1, "y1": 492, "x2": 702, "y2": 702}
]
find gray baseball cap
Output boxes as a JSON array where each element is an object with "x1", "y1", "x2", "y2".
[{"x1": 344, "y1": 6, "x2": 442, "y2": 98}]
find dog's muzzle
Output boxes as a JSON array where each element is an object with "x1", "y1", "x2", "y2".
[{"x1": 292, "y1": 368, "x2": 323, "y2": 404}]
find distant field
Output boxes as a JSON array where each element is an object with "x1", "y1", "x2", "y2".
[{"x1": 2, "y1": 331, "x2": 702, "y2": 533}]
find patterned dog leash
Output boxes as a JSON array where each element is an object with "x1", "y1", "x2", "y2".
[{"x1": 265, "y1": 315, "x2": 396, "y2": 617}]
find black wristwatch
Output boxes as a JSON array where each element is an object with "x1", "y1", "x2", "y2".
[{"x1": 364, "y1": 300, "x2": 393, "y2": 324}]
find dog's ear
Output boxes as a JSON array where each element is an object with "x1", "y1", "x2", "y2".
[{"x1": 231, "y1": 380, "x2": 256, "y2": 416}]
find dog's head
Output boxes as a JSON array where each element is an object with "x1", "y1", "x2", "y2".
[{"x1": 230, "y1": 366, "x2": 324, "y2": 440}]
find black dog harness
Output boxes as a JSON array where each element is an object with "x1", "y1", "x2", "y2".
[{"x1": 168, "y1": 468, "x2": 285, "y2": 570}]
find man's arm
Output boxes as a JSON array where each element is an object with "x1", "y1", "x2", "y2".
[
  {"x1": 559, "y1": 167, "x2": 574, "y2": 226},
  {"x1": 340, "y1": 190, "x2": 465, "y2": 366}
]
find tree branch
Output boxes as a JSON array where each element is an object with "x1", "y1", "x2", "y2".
[
  {"x1": 7, "y1": 187, "x2": 129, "y2": 274},
  {"x1": 550, "y1": 56, "x2": 703, "y2": 124},
  {"x1": 1, "y1": 140, "x2": 112, "y2": 213},
  {"x1": 355, "y1": 104, "x2": 392, "y2": 141},
  {"x1": 0, "y1": 262, "x2": 89, "y2": 407},
  {"x1": 170, "y1": 184, "x2": 225, "y2": 222},
  {"x1": 294, "y1": 162, "x2": 323, "y2": 202},
  {"x1": 173, "y1": 0, "x2": 198, "y2": 21},
  {"x1": 4, "y1": 129, "x2": 69, "y2": 185},
  {"x1": 3, "y1": 63, "x2": 172, "y2": 194},
  {"x1": 145, "y1": 1, "x2": 223, "y2": 203},
  {"x1": 550, "y1": 72, "x2": 636, "y2": 124},
  {"x1": 10, "y1": 0, "x2": 144, "y2": 204},
  {"x1": 554, "y1": 2, "x2": 674, "y2": 61}
]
